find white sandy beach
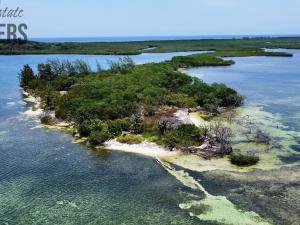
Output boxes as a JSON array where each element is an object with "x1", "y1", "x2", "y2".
[
  {"x1": 22, "y1": 90, "x2": 44, "y2": 117},
  {"x1": 104, "y1": 139, "x2": 178, "y2": 158},
  {"x1": 21, "y1": 90, "x2": 200, "y2": 158},
  {"x1": 104, "y1": 110, "x2": 208, "y2": 158}
]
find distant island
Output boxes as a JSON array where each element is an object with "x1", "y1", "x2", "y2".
[
  {"x1": 1, "y1": 37, "x2": 299, "y2": 56},
  {"x1": 19, "y1": 37, "x2": 298, "y2": 166}
]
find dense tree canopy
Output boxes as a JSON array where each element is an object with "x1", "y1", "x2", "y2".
[{"x1": 21, "y1": 55, "x2": 243, "y2": 148}]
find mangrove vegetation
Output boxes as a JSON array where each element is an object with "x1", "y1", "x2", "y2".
[
  {"x1": 20, "y1": 54, "x2": 244, "y2": 158},
  {"x1": 3, "y1": 37, "x2": 300, "y2": 55}
]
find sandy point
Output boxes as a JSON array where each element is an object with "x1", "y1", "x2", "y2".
[{"x1": 104, "y1": 139, "x2": 178, "y2": 158}]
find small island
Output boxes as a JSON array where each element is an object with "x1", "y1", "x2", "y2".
[
  {"x1": 1, "y1": 37, "x2": 298, "y2": 56},
  {"x1": 19, "y1": 52, "x2": 250, "y2": 162},
  {"x1": 18, "y1": 38, "x2": 298, "y2": 166}
]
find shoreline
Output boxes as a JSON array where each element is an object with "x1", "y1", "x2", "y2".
[
  {"x1": 22, "y1": 90, "x2": 181, "y2": 158},
  {"x1": 22, "y1": 89, "x2": 226, "y2": 160},
  {"x1": 1, "y1": 38, "x2": 298, "y2": 56},
  {"x1": 26, "y1": 96, "x2": 297, "y2": 173},
  {"x1": 22, "y1": 89, "x2": 239, "y2": 160},
  {"x1": 104, "y1": 139, "x2": 178, "y2": 158},
  {"x1": 22, "y1": 89, "x2": 282, "y2": 171},
  {"x1": 20, "y1": 89, "x2": 286, "y2": 225}
]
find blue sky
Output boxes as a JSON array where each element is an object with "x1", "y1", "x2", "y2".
[{"x1": 4, "y1": 0, "x2": 300, "y2": 38}]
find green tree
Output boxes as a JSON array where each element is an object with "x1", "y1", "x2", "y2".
[
  {"x1": 164, "y1": 124, "x2": 206, "y2": 147},
  {"x1": 38, "y1": 63, "x2": 55, "y2": 81},
  {"x1": 78, "y1": 119, "x2": 104, "y2": 137},
  {"x1": 109, "y1": 56, "x2": 135, "y2": 74},
  {"x1": 43, "y1": 90, "x2": 60, "y2": 110},
  {"x1": 166, "y1": 93, "x2": 197, "y2": 108},
  {"x1": 158, "y1": 119, "x2": 169, "y2": 135},
  {"x1": 19, "y1": 64, "x2": 35, "y2": 88},
  {"x1": 129, "y1": 114, "x2": 144, "y2": 134},
  {"x1": 88, "y1": 129, "x2": 112, "y2": 146},
  {"x1": 107, "y1": 119, "x2": 131, "y2": 136},
  {"x1": 73, "y1": 59, "x2": 91, "y2": 75}
]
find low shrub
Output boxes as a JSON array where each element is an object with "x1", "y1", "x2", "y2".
[
  {"x1": 230, "y1": 152, "x2": 259, "y2": 166},
  {"x1": 166, "y1": 93, "x2": 197, "y2": 108},
  {"x1": 107, "y1": 119, "x2": 131, "y2": 136},
  {"x1": 77, "y1": 119, "x2": 104, "y2": 137},
  {"x1": 117, "y1": 134, "x2": 144, "y2": 145},
  {"x1": 88, "y1": 129, "x2": 112, "y2": 146},
  {"x1": 40, "y1": 115, "x2": 53, "y2": 125},
  {"x1": 163, "y1": 124, "x2": 206, "y2": 148}
]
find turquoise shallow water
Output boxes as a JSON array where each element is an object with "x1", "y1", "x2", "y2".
[
  {"x1": 0, "y1": 119, "x2": 205, "y2": 225},
  {"x1": 183, "y1": 50, "x2": 300, "y2": 225},
  {"x1": 1, "y1": 50, "x2": 300, "y2": 224},
  {"x1": 0, "y1": 52, "x2": 216, "y2": 225},
  {"x1": 187, "y1": 49, "x2": 300, "y2": 154}
]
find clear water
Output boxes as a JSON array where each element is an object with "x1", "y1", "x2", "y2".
[
  {"x1": 1, "y1": 49, "x2": 300, "y2": 225},
  {"x1": 187, "y1": 49, "x2": 300, "y2": 135},
  {"x1": 0, "y1": 52, "x2": 215, "y2": 225},
  {"x1": 182, "y1": 50, "x2": 300, "y2": 224}
]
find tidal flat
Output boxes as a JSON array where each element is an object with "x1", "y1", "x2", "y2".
[{"x1": 170, "y1": 48, "x2": 300, "y2": 224}]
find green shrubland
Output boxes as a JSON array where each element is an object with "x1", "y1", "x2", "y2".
[
  {"x1": 3, "y1": 37, "x2": 299, "y2": 55},
  {"x1": 230, "y1": 152, "x2": 260, "y2": 166},
  {"x1": 20, "y1": 55, "x2": 243, "y2": 148}
]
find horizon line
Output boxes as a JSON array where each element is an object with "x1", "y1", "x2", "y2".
[{"x1": 30, "y1": 34, "x2": 300, "y2": 39}]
